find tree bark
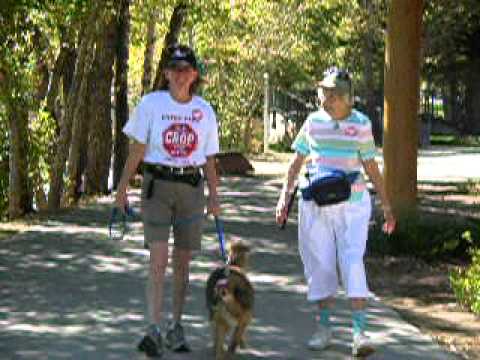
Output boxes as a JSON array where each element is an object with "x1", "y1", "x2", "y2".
[
  {"x1": 113, "y1": 0, "x2": 131, "y2": 190},
  {"x1": 152, "y1": 3, "x2": 188, "y2": 91},
  {"x1": 48, "y1": 13, "x2": 97, "y2": 210},
  {"x1": 46, "y1": 45, "x2": 75, "y2": 123},
  {"x1": 66, "y1": 59, "x2": 95, "y2": 202},
  {"x1": 84, "y1": 14, "x2": 118, "y2": 195},
  {"x1": 141, "y1": 6, "x2": 159, "y2": 95},
  {"x1": 7, "y1": 100, "x2": 33, "y2": 218},
  {"x1": 383, "y1": 0, "x2": 424, "y2": 217}
]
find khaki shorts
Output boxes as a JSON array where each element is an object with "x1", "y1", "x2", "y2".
[{"x1": 141, "y1": 172, "x2": 205, "y2": 250}]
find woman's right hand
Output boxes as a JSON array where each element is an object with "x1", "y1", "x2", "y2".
[{"x1": 275, "y1": 192, "x2": 289, "y2": 225}]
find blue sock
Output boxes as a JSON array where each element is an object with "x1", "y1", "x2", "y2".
[
  {"x1": 149, "y1": 324, "x2": 161, "y2": 335},
  {"x1": 316, "y1": 308, "x2": 331, "y2": 328},
  {"x1": 352, "y1": 310, "x2": 367, "y2": 336}
]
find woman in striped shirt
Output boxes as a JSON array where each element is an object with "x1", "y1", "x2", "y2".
[{"x1": 276, "y1": 68, "x2": 396, "y2": 357}]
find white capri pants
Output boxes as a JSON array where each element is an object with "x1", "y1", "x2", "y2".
[{"x1": 298, "y1": 191, "x2": 372, "y2": 301}]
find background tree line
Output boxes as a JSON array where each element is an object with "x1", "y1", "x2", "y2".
[{"x1": 0, "y1": 0, "x2": 479, "y2": 220}]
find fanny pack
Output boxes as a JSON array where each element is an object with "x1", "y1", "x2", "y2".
[{"x1": 301, "y1": 169, "x2": 360, "y2": 207}]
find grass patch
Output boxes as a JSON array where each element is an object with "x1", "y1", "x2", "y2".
[
  {"x1": 368, "y1": 211, "x2": 479, "y2": 261},
  {"x1": 430, "y1": 135, "x2": 480, "y2": 146},
  {"x1": 456, "y1": 179, "x2": 480, "y2": 195},
  {"x1": 0, "y1": 230, "x2": 18, "y2": 241}
]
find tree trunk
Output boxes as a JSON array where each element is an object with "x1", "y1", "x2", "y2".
[
  {"x1": 141, "y1": 6, "x2": 159, "y2": 95},
  {"x1": 7, "y1": 101, "x2": 33, "y2": 218},
  {"x1": 48, "y1": 14, "x2": 97, "y2": 210},
  {"x1": 65, "y1": 60, "x2": 95, "y2": 203},
  {"x1": 31, "y1": 45, "x2": 73, "y2": 211},
  {"x1": 46, "y1": 45, "x2": 75, "y2": 123},
  {"x1": 84, "y1": 15, "x2": 118, "y2": 195},
  {"x1": 152, "y1": 3, "x2": 188, "y2": 91},
  {"x1": 113, "y1": 0, "x2": 131, "y2": 190},
  {"x1": 243, "y1": 117, "x2": 253, "y2": 151},
  {"x1": 464, "y1": 57, "x2": 480, "y2": 135},
  {"x1": 383, "y1": 0, "x2": 423, "y2": 217}
]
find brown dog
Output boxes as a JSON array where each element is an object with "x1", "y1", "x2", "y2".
[{"x1": 206, "y1": 240, "x2": 254, "y2": 360}]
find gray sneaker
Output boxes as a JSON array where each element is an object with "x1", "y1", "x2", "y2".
[
  {"x1": 352, "y1": 332, "x2": 375, "y2": 357},
  {"x1": 308, "y1": 324, "x2": 332, "y2": 351},
  {"x1": 165, "y1": 321, "x2": 191, "y2": 352},
  {"x1": 137, "y1": 325, "x2": 163, "y2": 358}
]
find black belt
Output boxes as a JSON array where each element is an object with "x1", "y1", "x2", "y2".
[
  {"x1": 143, "y1": 163, "x2": 203, "y2": 198},
  {"x1": 144, "y1": 163, "x2": 201, "y2": 176}
]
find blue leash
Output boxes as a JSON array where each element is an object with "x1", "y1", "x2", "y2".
[{"x1": 214, "y1": 216, "x2": 229, "y2": 264}]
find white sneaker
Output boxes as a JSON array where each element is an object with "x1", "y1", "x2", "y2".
[
  {"x1": 307, "y1": 324, "x2": 332, "y2": 351},
  {"x1": 352, "y1": 332, "x2": 375, "y2": 357}
]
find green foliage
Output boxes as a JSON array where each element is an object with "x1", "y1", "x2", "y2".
[
  {"x1": 430, "y1": 135, "x2": 480, "y2": 147},
  {"x1": 456, "y1": 179, "x2": 480, "y2": 196},
  {"x1": 269, "y1": 138, "x2": 295, "y2": 153},
  {"x1": 123, "y1": 0, "x2": 389, "y2": 152},
  {"x1": 450, "y1": 243, "x2": 480, "y2": 315},
  {"x1": 29, "y1": 106, "x2": 57, "y2": 188},
  {"x1": 368, "y1": 212, "x2": 479, "y2": 260},
  {"x1": 423, "y1": 0, "x2": 480, "y2": 79}
]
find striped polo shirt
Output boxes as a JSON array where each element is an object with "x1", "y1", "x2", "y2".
[{"x1": 292, "y1": 108, "x2": 377, "y2": 202}]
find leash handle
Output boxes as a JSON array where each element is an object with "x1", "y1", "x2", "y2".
[
  {"x1": 280, "y1": 185, "x2": 298, "y2": 230},
  {"x1": 214, "y1": 216, "x2": 228, "y2": 263},
  {"x1": 109, "y1": 206, "x2": 134, "y2": 240}
]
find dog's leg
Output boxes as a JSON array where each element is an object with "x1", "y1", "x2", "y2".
[
  {"x1": 213, "y1": 315, "x2": 229, "y2": 360},
  {"x1": 228, "y1": 312, "x2": 252, "y2": 354}
]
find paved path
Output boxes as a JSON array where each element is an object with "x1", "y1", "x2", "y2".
[{"x1": 0, "y1": 163, "x2": 468, "y2": 359}]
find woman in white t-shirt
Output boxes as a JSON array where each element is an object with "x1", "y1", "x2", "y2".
[{"x1": 115, "y1": 44, "x2": 220, "y2": 358}]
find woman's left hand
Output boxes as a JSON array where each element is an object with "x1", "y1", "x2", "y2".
[{"x1": 382, "y1": 208, "x2": 396, "y2": 234}]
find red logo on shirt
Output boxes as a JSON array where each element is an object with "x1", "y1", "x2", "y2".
[
  {"x1": 163, "y1": 123, "x2": 198, "y2": 157},
  {"x1": 344, "y1": 126, "x2": 358, "y2": 137},
  {"x1": 192, "y1": 109, "x2": 203, "y2": 122}
]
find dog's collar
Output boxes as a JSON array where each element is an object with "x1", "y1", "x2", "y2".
[{"x1": 215, "y1": 278, "x2": 228, "y2": 289}]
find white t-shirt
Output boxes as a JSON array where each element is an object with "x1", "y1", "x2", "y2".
[{"x1": 123, "y1": 91, "x2": 220, "y2": 167}]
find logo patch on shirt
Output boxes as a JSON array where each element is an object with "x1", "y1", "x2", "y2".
[
  {"x1": 192, "y1": 109, "x2": 203, "y2": 122},
  {"x1": 344, "y1": 126, "x2": 358, "y2": 137},
  {"x1": 163, "y1": 123, "x2": 198, "y2": 157}
]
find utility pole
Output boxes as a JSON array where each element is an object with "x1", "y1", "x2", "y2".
[{"x1": 263, "y1": 72, "x2": 270, "y2": 153}]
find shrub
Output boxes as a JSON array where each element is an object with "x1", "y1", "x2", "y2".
[
  {"x1": 450, "y1": 241, "x2": 480, "y2": 315},
  {"x1": 368, "y1": 212, "x2": 478, "y2": 260},
  {"x1": 456, "y1": 179, "x2": 480, "y2": 196}
]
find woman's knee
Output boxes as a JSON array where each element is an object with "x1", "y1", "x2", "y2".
[
  {"x1": 149, "y1": 242, "x2": 169, "y2": 280},
  {"x1": 173, "y1": 247, "x2": 192, "y2": 267}
]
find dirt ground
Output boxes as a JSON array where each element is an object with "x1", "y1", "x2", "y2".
[{"x1": 366, "y1": 257, "x2": 480, "y2": 360}]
